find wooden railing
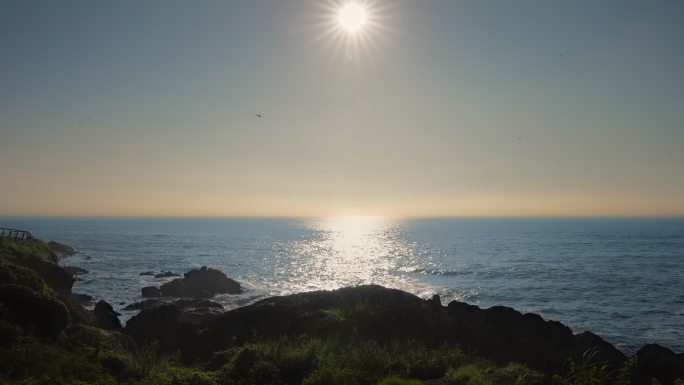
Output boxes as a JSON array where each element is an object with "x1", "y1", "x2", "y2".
[{"x1": 0, "y1": 228, "x2": 33, "y2": 241}]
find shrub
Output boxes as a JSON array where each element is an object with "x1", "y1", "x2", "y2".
[
  {"x1": 445, "y1": 363, "x2": 494, "y2": 385},
  {"x1": 377, "y1": 375, "x2": 424, "y2": 385},
  {"x1": 302, "y1": 367, "x2": 363, "y2": 385}
]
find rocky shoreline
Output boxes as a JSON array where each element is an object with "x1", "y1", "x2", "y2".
[{"x1": 1, "y1": 237, "x2": 683, "y2": 384}]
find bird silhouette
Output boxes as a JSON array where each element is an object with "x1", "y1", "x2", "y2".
[{"x1": 254, "y1": 114, "x2": 262, "y2": 118}]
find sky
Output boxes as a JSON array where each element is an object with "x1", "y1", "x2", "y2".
[{"x1": 1, "y1": 0, "x2": 683, "y2": 217}]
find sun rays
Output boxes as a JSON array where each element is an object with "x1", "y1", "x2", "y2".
[{"x1": 305, "y1": 0, "x2": 396, "y2": 63}]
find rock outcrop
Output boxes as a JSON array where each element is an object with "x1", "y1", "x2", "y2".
[
  {"x1": 125, "y1": 305, "x2": 197, "y2": 350},
  {"x1": 63, "y1": 266, "x2": 88, "y2": 276},
  {"x1": 445, "y1": 301, "x2": 625, "y2": 374},
  {"x1": 124, "y1": 284, "x2": 628, "y2": 376},
  {"x1": 124, "y1": 297, "x2": 224, "y2": 323},
  {"x1": 158, "y1": 266, "x2": 242, "y2": 298},
  {"x1": 141, "y1": 286, "x2": 162, "y2": 298},
  {"x1": 47, "y1": 241, "x2": 76, "y2": 258},
  {"x1": 636, "y1": 344, "x2": 684, "y2": 385},
  {"x1": 0, "y1": 284, "x2": 70, "y2": 337},
  {"x1": 93, "y1": 300, "x2": 122, "y2": 331}
]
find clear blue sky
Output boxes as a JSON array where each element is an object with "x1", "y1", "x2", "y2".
[{"x1": 1, "y1": 0, "x2": 683, "y2": 216}]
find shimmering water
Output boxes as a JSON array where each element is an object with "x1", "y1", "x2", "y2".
[{"x1": 2, "y1": 216, "x2": 683, "y2": 354}]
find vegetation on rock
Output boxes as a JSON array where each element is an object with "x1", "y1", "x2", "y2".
[{"x1": 0, "y1": 237, "x2": 682, "y2": 385}]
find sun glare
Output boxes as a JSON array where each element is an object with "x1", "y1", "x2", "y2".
[
  {"x1": 306, "y1": 0, "x2": 394, "y2": 62},
  {"x1": 338, "y1": 3, "x2": 367, "y2": 32}
]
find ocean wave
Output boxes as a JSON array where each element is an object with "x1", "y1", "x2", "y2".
[{"x1": 409, "y1": 268, "x2": 471, "y2": 276}]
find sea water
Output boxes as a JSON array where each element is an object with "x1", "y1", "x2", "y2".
[{"x1": 2, "y1": 216, "x2": 683, "y2": 354}]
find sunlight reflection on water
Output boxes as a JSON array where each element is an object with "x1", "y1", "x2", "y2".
[{"x1": 270, "y1": 217, "x2": 434, "y2": 296}]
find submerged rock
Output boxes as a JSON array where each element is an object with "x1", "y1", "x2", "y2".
[
  {"x1": 154, "y1": 271, "x2": 180, "y2": 278},
  {"x1": 139, "y1": 271, "x2": 155, "y2": 276}
]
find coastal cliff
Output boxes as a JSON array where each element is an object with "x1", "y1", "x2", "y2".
[{"x1": 1, "y1": 237, "x2": 682, "y2": 385}]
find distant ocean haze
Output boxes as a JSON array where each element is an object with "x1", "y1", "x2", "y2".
[{"x1": 2, "y1": 216, "x2": 683, "y2": 354}]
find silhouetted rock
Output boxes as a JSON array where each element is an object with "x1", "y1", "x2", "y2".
[
  {"x1": 636, "y1": 344, "x2": 684, "y2": 385},
  {"x1": 47, "y1": 241, "x2": 76, "y2": 258},
  {"x1": 120, "y1": 285, "x2": 634, "y2": 377},
  {"x1": 63, "y1": 266, "x2": 88, "y2": 276},
  {"x1": 141, "y1": 286, "x2": 162, "y2": 298},
  {"x1": 125, "y1": 304, "x2": 198, "y2": 350},
  {"x1": 445, "y1": 301, "x2": 626, "y2": 374},
  {"x1": 93, "y1": 300, "x2": 122, "y2": 331},
  {"x1": 139, "y1": 271, "x2": 155, "y2": 276},
  {"x1": 188, "y1": 286, "x2": 624, "y2": 374},
  {"x1": 0, "y1": 284, "x2": 70, "y2": 337},
  {"x1": 159, "y1": 266, "x2": 241, "y2": 298},
  {"x1": 124, "y1": 297, "x2": 224, "y2": 324},
  {"x1": 124, "y1": 297, "x2": 222, "y2": 311},
  {"x1": 154, "y1": 271, "x2": 180, "y2": 278}
]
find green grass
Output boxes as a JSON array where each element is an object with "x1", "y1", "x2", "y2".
[{"x1": 0, "y1": 238, "x2": 57, "y2": 264}]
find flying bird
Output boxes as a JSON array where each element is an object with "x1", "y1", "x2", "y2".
[{"x1": 254, "y1": 114, "x2": 262, "y2": 118}]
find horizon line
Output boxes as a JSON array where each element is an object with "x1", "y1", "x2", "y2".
[{"x1": 2, "y1": 214, "x2": 684, "y2": 220}]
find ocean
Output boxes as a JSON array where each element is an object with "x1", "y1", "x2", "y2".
[{"x1": 2, "y1": 216, "x2": 683, "y2": 354}]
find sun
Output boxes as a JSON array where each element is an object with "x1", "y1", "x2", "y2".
[
  {"x1": 338, "y1": 2, "x2": 367, "y2": 33},
  {"x1": 305, "y1": 0, "x2": 395, "y2": 62}
]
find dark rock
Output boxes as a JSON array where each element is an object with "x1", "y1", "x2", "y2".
[
  {"x1": 124, "y1": 297, "x2": 222, "y2": 311},
  {"x1": 199, "y1": 286, "x2": 624, "y2": 374},
  {"x1": 125, "y1": 304, "x2": 197, "y2": 350},
  {"x1": 72, "y1": 293, "x2": 94, "y2": 304},
  {"x1": 159, "y1": 266, "x2": 241, "y2": 298},
  {"x1": 20, "y1": 258, "x2": 74, "y2": 296},
  {"x1": 123, "y1": 299, "x2": 164, "y2": 311},
  {"x1": 47, "y1": 241, "x2": 76, "y2": 258},
  {"x1": 184, "y1": 266, "x2": 242, "y2": 294},
  {"x1": 154, "y1": 271, "x2": 180, "y2": 278},
  {"x1": 63, "y1": 266, "x2": 88, "y2": 276},
  {"x1": 444, "y1": 301, "x2": 625, "y2": 374},
  {"x1": 141, "y1": 286, "x2": 162, "y2": 298},
  {"x1": 160, "y1": 278, "x2": 198, "y2": 297},
  {"x1": 636, "y1": 344, "x2": 684, "y2": 385},
  {"x1": 64, "y1": 323, "x2": 135, "y2": 350},
  {"x1": 124, "y1": 297, "x2": 224, "y2": 324},
  {"x1": 201, "y1": 285, "x2": 447, "y2": 356},
  {"x1": 139, "y1": 271, "x2": 155, "y2": 276},
  {"x1": 121, "y1": 285, "x2": 630, "y2": 376},
  {"x1": 0, "y1": 283, "x2": 70, "y2": 337},
  {"x1": 572, "y1": 331, "x2": 626, "y2": 370},
  {"x1": 93, "y1": 300, "x2": 122, "y2": 331}
]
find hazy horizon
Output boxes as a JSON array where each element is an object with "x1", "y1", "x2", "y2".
[{"x1": 2, "y1": 1, "x2": 683, "y2": 217}]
